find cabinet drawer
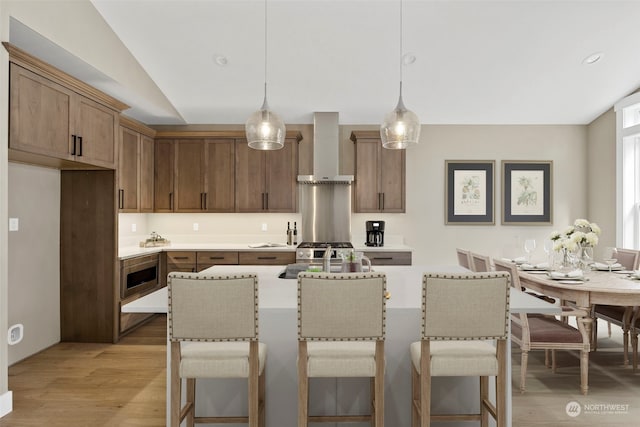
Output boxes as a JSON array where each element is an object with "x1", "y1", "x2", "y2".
[
  {"x1": 166, "y1": 251, "x2": 196, "y2": 264},
  {"x1": 364, "y1": 251, "x2": 412, "y2": 266},
  {"x1": 239, "y1": 251, "x2": 295, "y2": 265},
  {"x1": 197, "y1": 251, "x2": 239, "y2": 271}
]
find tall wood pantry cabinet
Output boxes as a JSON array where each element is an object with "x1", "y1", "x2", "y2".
[
  {"x1": 5, "y1": 43, "x2": 128, "y2": 343},
  {"x1": 350, "y1": 131, "x2": 406, "y2": 213}
]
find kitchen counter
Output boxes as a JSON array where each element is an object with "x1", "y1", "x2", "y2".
[{"x1": 118, "y1": 242, "x2": 412, "y2": 260}]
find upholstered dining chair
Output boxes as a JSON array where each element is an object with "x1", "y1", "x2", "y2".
[
  {"x1": 592, "y1": 247, "x2": 640, "y2": 363},
  {"x1": 470, "y1": 252, "x2": 492, "y2": 272},
  {"x1": 168, "y1": 272, "x2": 266, "y2": 427},
  {"x1": 493, "y1": 259, "x2": 591, "y2": 395},
  {"x1": 297, "y1": 272, "x2": 387, "y2": 427},
  {"x1": 410, "y1": 272, "x2": 510, "y2": 427},
  {"x1": 456, "y1": 248, "x2": 472, "y2": 271}
]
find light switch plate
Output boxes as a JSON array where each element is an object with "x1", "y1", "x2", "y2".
[
  {"x1": 131, "y1": 223, "x2": 137, "y2": 232},
  {"x1": 193, "y1": 223, "x2": 199, "y2": 231},
  {"x1": 8, "y1": 218, "x2": 18, "y2": 231}
]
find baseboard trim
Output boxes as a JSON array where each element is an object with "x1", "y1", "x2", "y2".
[{"x1": 0, "y1": 390, "x2": 12, "y2": 418}]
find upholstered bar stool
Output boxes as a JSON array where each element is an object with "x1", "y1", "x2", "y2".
[
  {"x1": 297, "y1": 272, "x2": 387, "y2": 427},
  {"x1": 410, "y1": 272, "x2": 510, "y2": 427},
  {"x1": 168, "y1": 272, "x2": 266, "y2": 427}
]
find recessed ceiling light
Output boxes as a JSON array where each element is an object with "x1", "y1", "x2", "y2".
[
  {"x1": 582, "y1": 52, "x2": 603, "y2": 65},
  {"x1": 402, "y1": 53, "x2": 416, "y2": 66},
  {"x1": 213, "y1": 54, "x2": 228, "y2": 66}
]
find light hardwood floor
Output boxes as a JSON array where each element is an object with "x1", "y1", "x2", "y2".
[{"x1": 1, "y1": 316, "x2": 638, "y2": 426}]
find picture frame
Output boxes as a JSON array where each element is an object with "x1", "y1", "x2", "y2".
[
  {"x1": 502, "y1": 160, "x2": 552, "y2": 225},
  {"x1": 445, "y1": 160, "x2": 495, "y2": 225}
]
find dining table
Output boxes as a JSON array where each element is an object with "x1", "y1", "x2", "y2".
[{"x1": 518, "y1": 268, "x2": 640, "y2": 354}]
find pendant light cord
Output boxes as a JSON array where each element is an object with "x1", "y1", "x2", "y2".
[
  {"x1": 399, "y1": 0, "x2": 403, "y2": 91},
  {"x1": 264, "y1": 0, "x2": 269, "y2": 103}
]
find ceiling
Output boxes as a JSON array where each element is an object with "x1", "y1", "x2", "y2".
[{"x1": 35, "y1": 1, "x2": 640, "y2": 125}]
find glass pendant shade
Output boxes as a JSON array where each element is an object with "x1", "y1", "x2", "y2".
[
  {"x1": 245, "y1": 94, "x2": 285, "y2": 150},
  {"x1": 380, "y1": 86, "x2": 421, "y2": 149}
]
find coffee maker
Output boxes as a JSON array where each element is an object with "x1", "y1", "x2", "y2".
[{"x1": 365, "y1": 220, "x2": 385, "y2": 247}]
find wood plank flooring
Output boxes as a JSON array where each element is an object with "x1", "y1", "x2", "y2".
[
  {"x1": 1, "y1": 316, "x2": 638, "y2": 426},
  {"x1": 0, "y1": 316, "x2": 166, "y2": 427}
]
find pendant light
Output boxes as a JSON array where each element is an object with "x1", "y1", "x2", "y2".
[
  {"x1": 245, "y1": 0, "x2": 285, "y2": 150},
  {"x1": 380, "y1": 0, "x2": 421, "y2": 149}
]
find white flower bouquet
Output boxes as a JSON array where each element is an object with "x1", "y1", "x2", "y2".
[{"x1": 549, "y1": 218, "x2": 600, "y2": 252}]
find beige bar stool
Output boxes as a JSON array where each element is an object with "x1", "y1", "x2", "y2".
[
  {"x1": 410, "y1": 272, "x2": 510, "y2": 427},
  {"x1": 297, "y1": 272, "x2": 387, "y2": 426},
  {"x1": 168, "y1": 272, "x2": 266, "y2": 427}
]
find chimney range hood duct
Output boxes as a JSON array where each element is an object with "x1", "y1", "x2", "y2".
[{"x1": 297, "y1": 112, "x2": 353, "y2": 184}]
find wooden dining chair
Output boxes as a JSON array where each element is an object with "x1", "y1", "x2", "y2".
[
  {"x1": 168, "y1": 272, "x2": 266, "y2": 427},
  {"x1": 456, "y1": 248, "x2": 472, "y2": 270},
  {"x1": 410, "y1": 272, "x2": 510, "y2": 427},
  {"x1": 470, "y1": 252, "x2": 492, "y2": 272},
  {"x1": 631, "y1": 307, "x2": 640, "y2": 372},
  {"x1": 592, "y1": 247, "x2": 640, "y2": 363},
  {"x1": 297, "y1": 272, "x2": 387, "y2": 427},
  {"x1": 493, "y1": 259, "x2": 591, "y2": 395}
]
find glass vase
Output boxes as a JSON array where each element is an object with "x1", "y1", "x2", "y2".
[{"x1": 577, "y1": 246, "x2": 594, "y2": 273}]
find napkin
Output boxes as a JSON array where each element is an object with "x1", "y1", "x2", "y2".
[
  {"x1": 521, "y1": 262, "x2": 549, "y2": 270},
  {"x1": 593, "y1": 262, "x2": 622, "y2": 270},
  {"x1": 501, "y1": 257, "x2": 527, "y2": 264},
  {"x1": 549, "y1": 270, "x2": 583, "y2": 280}
]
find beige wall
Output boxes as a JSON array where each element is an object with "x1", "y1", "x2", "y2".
[
  {"x1": 0, "y1": 0, "x2": 8, "y2": 401},
  {"x1": 7, "y1": 163, "x2": 60, "y2": 365},
  {"x1": 586, "y1": 109, "x2": 616, "y2": 259}
]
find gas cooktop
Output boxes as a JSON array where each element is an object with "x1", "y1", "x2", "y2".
[{"x1": 297, "y1": 242, "x2": 354, "y2": 249}]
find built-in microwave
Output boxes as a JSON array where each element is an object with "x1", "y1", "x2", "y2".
[{"x1": 120, "y1": 253, "x2": 160, "y2": 299}]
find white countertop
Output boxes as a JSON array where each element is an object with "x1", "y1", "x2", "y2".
[
  {"x1": 122, "y1": 265, "x2": 558, "y2": 314},
  {"x1": 118, "y1": 243, "x2": 413, "y2": 259}
]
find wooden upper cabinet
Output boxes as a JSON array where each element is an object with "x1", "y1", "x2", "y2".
[
  {"x1": 118, "y1": 127, "x2": 139, "y2": 212},
  {"x1": 9, "y1": 62, "x2": 119, "y2": 169},
  {"x1": 204, "y1": 139, "x2": 235, "y2": 212},
  {"x1": 351, "y1": 131, "x2": 405, "y2": 213},
  {"x1": 154, "y1": 140, "x2": 175, "y2": 212},
  {"x1": 118, "y1": 118, "x2": 155, "y2": 213},
  {"x1": 174, "y1": 140, "x2": 206, "y2": 212},
  {"x1": 235, "y1": 137, "x2": 298, "y2": 213}
]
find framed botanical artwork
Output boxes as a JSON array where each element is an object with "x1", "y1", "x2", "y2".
[
  {"x1": 502, "y1": 160, "x2": 552, "y2": 225},
  {"x1": 445, "y1": 160, "x2": 495, "y2": 225}
]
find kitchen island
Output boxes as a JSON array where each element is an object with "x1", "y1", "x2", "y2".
[{"x1": 123, "y1": 265, "x2": 557, "y2": 427}]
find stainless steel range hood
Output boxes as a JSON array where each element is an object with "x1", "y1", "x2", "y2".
[
  {"x1": 297, "y1": 112, "x2": 353, "y2": 184},
  {"x1": 298, "y1": 112, "x2": 352, "y2": 243}
]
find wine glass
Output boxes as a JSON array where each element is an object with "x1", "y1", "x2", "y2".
[
  {"x1": 524, "y1": 239, "x2": 536, "y2": 263},
  {"x1": 603, "y1": 247, "x2": 618, "y2": 272},
  {"x1": 543, "y1": 240, "x2": 554, "y2": 266}
]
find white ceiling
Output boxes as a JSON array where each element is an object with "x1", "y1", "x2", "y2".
[{"x1": 82, "y1": 1, "x2": 640, "y2": 125}]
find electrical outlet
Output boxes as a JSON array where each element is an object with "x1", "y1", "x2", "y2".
[
  {"x1": 261, "y1": 223, "x2": 268, "y2": 232},
  {"x1": 9, "y1": 218, "x2": 19, "y2": 231},
  {"x1": 131, "y1": 223, "x2": 137, "y2": 232},
  {"x1": 193, "y1": 223, "x2": 199, "y2": 231},
  {"x1": 7, "y1": 324, "x2": 23, "y2": 345}
]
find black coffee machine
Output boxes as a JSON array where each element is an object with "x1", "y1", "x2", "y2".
[{"x1": 366, "y1": 220, "x2": 385, "y2": 247}]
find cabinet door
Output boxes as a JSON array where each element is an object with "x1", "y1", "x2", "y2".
[
  {"x1": 196, "y1": 251, "x2": 239, "y2": 271},
  {"x1": 265, "y1": 139, "x2": 298, "y2": 212},
  {"x1": 154, "y1": 140, "x2": 175, "y2": 212},
  {"x1": 204, "y1": 139, "x2": 235, "y2": 212},
  {"x1": 238, "y1": 251, "x2": 296, "y2": 265},
  {"x1": 174, "y1": 140, "x2": 205, "y2": 212},
  {"x1": 354, "y1": 140, "x2": 381, "y2": 212},
  {"x1": 235, "y1": 140, "x2": 266, "y2": 212},
  {"x1": 166, "y1": 251, "x2": 197, "y2": 273},
  {"x1": 73, "y1": 95, "x2": 117, "y2": 168},
  {"x1": 139, "y1": 135, "x2": 155, "y2": 212},
  {"x1": 118, "y1": 127, "x2": 139, "y2": 212},
  {"x1": 379, "y1": 147, "x2": 405, "y2": 212},
  {"x1": 9, "y1": 64, "x2": 73, "y2": 160}
]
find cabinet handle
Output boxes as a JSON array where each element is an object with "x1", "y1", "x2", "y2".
[
  {"x1": 265, "y1": 193, "x2": 268, "y2": 210},
  {"x1": 119, "y1": 189, "x2": 124, "y2": 209},
  {"x1": 209, "y1": 256, "x2": 225, "y2": 260},
  {"x1": 381, "y1": 193, "x2": 385, "y2": 210},
  {"x1": 78, "y1": 136, "x2": 83, "y2": 157},
  {"x1": 203, "y1": 193, "x2": 207, "y2": 210},
  {"x1": 261, "y1": 193, "x2": 265, "y2": 210},
  {"x1": 372, "y1": 257, "x2": 393, "y2": 260},
  {"x1": 71, "y1": 135, "x2": 77, "y2": 155},
  {"x1": 378, "y1": 193, "x2": 382, "y2": 210},
  {"x1": 200, "y1": 193, "x2": 204, "y2": 210},
  {"x1": 173, "y1": 256, "x2": 189, "y2": 260},
  {"x1": 257, "y1": 256, "x2": 277, "y2": 260},
  {"x1": 169, "y1": 192, "x2": 174, "y2": 210}
]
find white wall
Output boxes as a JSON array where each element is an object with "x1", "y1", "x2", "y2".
[{"x1": 7, "y1": 163, "x2": 60, "y2": 365}]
